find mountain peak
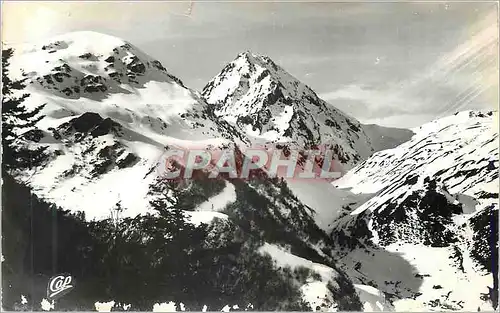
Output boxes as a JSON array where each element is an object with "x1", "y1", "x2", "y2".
[
  {"x1": 8, "y1": 30, "x2": 188, "y2": 99},
  {"x1": 202, "y1": 50, "x2": 312, "y2": 109},
  {"x1": 202, "y1": 52, "x2": 375, "y2": 162},
  {"x1": 6, "y1": 31, "x2": 244, "y2": 144},
  {"x1": 236, "y1": 50, "x2": 255, "y2": 58},
  {"x1": 234, "y1": 50, "x2": 277, "y2": 67}
]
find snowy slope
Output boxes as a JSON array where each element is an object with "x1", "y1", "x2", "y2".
[
  {"x1": 285, "y1": 179, "x2": 373, "y2": 232},
  {"x1": 329, "y1": 110, "x2": 499, "y2": 311},
  {"x1": 336, "y1": 110, "x2": 498, "y2": 215},
  {"x1": 6, "y1": 31, "x2": 250, "y2": 221},
  {"x1": 258, "y1": 242, "x2": 360, "y2": 311}
]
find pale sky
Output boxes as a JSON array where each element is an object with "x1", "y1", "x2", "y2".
[{"x1": 2, "y1": 1, "x2": 499, "y2": 128}]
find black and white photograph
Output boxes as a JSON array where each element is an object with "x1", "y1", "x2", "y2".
[{"x1": 1, "y1": 1, "x2": 499, "y2": 311}]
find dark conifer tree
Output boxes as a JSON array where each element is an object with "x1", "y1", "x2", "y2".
[{"x1": 2, "y1": 48, "x2": 46, "y2": 172}]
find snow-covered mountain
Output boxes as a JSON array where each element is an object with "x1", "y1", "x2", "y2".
[
  {"x1": 2, "y1": 31, "x2": 497, "y2": 312},
  {"x1": 8, "y1": 31, "x2": 246, "y2": 145},
  {"x1": 5, "y1": 31, "x2": 252, "y2": 220},
  {"x1": 330, "y1": 111, "x2": 499, "y2": 311},
  {"x1": 200, "y1": 51, "x2": 416, "y2": 238},
  {"x1": 202, "y1": 51, "x2": 379, "y2": 167},
  {"x1": 2, "y1": 31, "x2": 362, "y2": 311},
  {"x1": 202, "y1": 51, "x2": 414, "y2": 171}
]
